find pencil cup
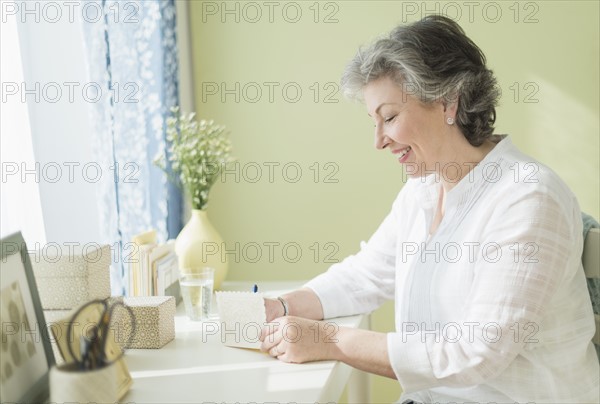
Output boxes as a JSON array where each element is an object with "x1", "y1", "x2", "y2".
[{"x1": 50, "y1": 362, "x2": 117, "y2": 403}]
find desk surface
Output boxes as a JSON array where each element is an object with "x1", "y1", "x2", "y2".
[{"x1": 123, "y1": 281, "x2": 368, "y2": 403}]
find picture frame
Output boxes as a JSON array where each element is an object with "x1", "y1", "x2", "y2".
[{"x1": 1, "y1": 232, "x2": 55, "y2": 403}]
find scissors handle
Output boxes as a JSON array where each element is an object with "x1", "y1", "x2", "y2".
[
  {"x1": 79, "y1": 335, "x2": 90, "y2": 370},
  {"x1": 67, "y1": 298, "x2": 136, "y2": 369}
]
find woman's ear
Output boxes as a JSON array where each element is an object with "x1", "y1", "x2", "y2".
[{"x1": 442, "y1": 93, "x2": 459, "y2": 116}]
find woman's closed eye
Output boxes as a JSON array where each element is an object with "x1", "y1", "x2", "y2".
[{"x1": 384, "y1": 115, "x2": 397, "y2": 124}]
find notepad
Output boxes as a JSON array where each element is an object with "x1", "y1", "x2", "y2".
[{"x1": 215, "y1": 291, "x2": 266, "y2": 349}]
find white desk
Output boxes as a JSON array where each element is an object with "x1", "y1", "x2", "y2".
[{"x1": 123, "y1": 281, "x2": 370, "y2": 403}]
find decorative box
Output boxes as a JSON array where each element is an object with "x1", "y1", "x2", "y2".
[
  {"x1": 122, "y1": 296, "x2": 175, "y2": 349},
  {"x1": 30, "y1": 244, "x2": 111, "y2": 310}
]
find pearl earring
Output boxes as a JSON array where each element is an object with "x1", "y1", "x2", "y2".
[{"x1": 446, "y1": 117, "x2": 454, "y2": 125}]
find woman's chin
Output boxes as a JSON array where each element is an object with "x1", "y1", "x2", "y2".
[{"x1": 401, "y1": 161, "x2": 425, "y2": 177}]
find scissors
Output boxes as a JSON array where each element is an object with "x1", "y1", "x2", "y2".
[{"x1": 67, "y1": 298, "x2": 136, "y2": 370}]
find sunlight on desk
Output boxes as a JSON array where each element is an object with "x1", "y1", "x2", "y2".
[
  {"x1": 267, "y1": 363, "x2": 334, "y2": 392},
  {"x1": 131, "y1": 360, "x2": 277, "y2": 379}
]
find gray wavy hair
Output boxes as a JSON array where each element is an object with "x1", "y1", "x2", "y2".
[{"x1": 341, "y1": 15, "x2": 500, "y2": 146}]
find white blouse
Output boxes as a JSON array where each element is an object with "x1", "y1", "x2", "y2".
[{"x1": 305, "y1": 136, "x2": 600, "y2": 403}]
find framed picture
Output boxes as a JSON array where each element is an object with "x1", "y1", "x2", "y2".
[{"x1": 1, "y1": 232, "x2": 55, "y2": 403}]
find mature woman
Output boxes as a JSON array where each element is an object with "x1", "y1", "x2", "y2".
[{"x1": 260, "y1": 15, "x2": 600, "y2": 403}]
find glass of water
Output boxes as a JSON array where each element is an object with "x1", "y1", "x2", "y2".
[{"x1": 180, "y1": 268, "x2": 214, "y2": 321}]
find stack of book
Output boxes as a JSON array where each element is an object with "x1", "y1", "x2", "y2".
[{"x1": 128, "y1": 230, "x2": 180, "y2": 302}]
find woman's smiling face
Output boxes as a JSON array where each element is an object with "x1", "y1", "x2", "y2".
[{"x1": 364, "y1": 76, "x2": 454, "y2": 177}]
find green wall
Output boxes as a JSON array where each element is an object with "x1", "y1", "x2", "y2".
[{"x1": 189, "y1": 1, "x2": 599, "y2": 402}]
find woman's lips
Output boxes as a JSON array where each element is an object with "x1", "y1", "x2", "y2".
[{"x1": 393, "y1": 146, "x2": 412, "y2": 163}]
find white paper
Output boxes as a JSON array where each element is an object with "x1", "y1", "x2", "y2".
[{"x1": 215, "y1": 291, "x2": 266, "y2": 349}]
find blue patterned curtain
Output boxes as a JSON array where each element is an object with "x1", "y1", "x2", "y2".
[{"x1": 81, "y1": 0, "x2": 182, "y2": 294}]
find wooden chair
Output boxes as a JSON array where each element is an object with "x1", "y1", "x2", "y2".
[{"x1": 582, "y1": 227, "x2": 600, "y2": 347}]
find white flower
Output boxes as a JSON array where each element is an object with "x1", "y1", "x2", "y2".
[{"x1": 154, "y1": 107, "x2": 235, "y2": 210}]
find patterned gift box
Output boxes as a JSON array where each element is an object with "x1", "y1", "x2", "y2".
[
  {"x1": 30, "y1": 244, "x2": 111, "y2": 310},
  {"x1": 122, "y1": 296, "x2": 175, "y2": 349}
]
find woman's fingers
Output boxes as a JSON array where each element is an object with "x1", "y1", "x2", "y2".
[
  {"x1": 269, "y1": 342, "x2": 286, "y2": 357},
  {"x1": 262, "y1": 317, "x2": 341, "y2": 364},
  {"x1": 260, "y1": 317, "x2": 306, "y2": 362},
  {"x1": 269, "y1": 345, "x2": 280, "y2": 356},
  {"x1": 260, "y1": 320, "x2": 282, "y2": 352},
  {"x1": 259, "y1": 320, "x2": 280, "y2": 342}
]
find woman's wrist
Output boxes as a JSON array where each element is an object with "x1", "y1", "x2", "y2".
[
  {"x1": 281, "y1": 288, "x2": 324, "y2": 320},
  {"x1": 264, "y1": 298, "x2": 286, "y2": 321},
  {"x1": 276, "y1": 296, "x2": 289, "y2": 316},
  {"x1": 328, "y1": 324, "x2": 347, "y2": 362},
  {"x1": 262, "y1": 289, "x2": 324, "y2": 321}
]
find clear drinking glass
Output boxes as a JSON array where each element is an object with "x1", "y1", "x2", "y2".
[{"x1": 180, "y1": 268, "x2": 214, "y2": 321}]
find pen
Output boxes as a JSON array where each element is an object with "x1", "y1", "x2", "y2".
[{"x1": 252, "y1": 284, "x2": 258, "y2": 293}]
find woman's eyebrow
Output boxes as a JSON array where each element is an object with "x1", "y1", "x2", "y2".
[{"x1": 368, "y1": 102, "x2": 397, "y2": 117}]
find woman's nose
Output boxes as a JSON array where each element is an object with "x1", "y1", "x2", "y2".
[{"x1": 374, "y1": 125, "x2": 388, "y2": 150}]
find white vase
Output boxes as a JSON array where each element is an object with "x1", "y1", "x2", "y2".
[{"x1": 175, "y1": 209, "x2": 228, "y2": 290}]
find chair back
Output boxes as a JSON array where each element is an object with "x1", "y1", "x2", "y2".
[{"x1": 583, "y1": 227, "x2": 600, "y2": 346}]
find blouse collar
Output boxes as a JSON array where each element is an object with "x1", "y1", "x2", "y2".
[{"x1": 411, "y1": 135, "x2": 511, "y2": 212}]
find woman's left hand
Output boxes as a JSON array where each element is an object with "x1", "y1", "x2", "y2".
[{"x1": 259, "y1": 316, "x2": 341, "y2": 363}]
